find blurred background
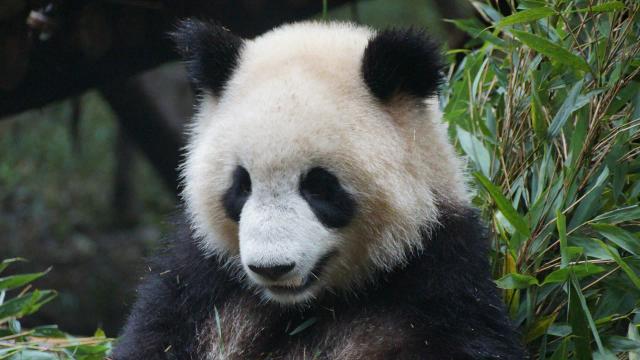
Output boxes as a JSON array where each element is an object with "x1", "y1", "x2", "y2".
[{"x1": 0, "y1": 0, "x2": 472, "y2": 337}]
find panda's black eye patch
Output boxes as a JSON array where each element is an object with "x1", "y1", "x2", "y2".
[
  {"x1": 300, "y1": 167, "x2": 356, "y2": 228},
  {"x1": 222, "y1": 166, "x2": 251, "y2": 222}
]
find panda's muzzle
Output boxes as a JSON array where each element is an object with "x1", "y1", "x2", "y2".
[
  {"x1": 249, "y1": 262, "x2": 296, "y2": 281},
  {"x1": 266, "y1": 249, "x2": 337, "y2": 295}
]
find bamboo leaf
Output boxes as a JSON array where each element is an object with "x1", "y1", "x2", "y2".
[
  {"x1": 595, "y1": 240, "x2": 640, "y2": 289},
  {"x1": 0, "y1": 268, "x2": 50, "y2": 292},
  {"x1": 569, "y1": 276, "x2": 593, "y2": 360},
  {"x1": 512, "y1": 30, "x2": 591, "y2": 72},
  {"x1": 214, "y1": 306, "x2": 225, "y2": 357},
  {"x1": 548, "y1": 79, "x2": 584, "y2": 138},
  {"x1": 557, "y1": 210, "x2": 569, "y2": 268},
  {"x1": 629, "y1": 323, "x2": 640, "y2": 360},
  {"x1": 0, "y1": 258, "x2": 26, "y2": 275},
  {"x1": 569, "y1": 167, "x2": 610, "y2": 230},
  {"x1": 542, "y1": 263, "x2": 605, "y2": 285},
  {"x1": 289, "y1": 317, "x2": 318, "y2": 336},
  {"x1": 445, "y1": 19, "x2": 505, "y2": 47},
  {"x1": 525, "y1": 313, "x2": 557, "y2": 342},
  {"x1": 0, "y1": 290, "x2": 57, "y2": 320},
  {"x1": 457, "y1": 127, "x2": 493, "y2": 178},
  {"x1": 474, "y1": 172, "x2": 531, "y2": 237},
  {"x1": 530, "y1": 78, "x2": 547, "y2": 140},
  {"x1": 591, "y1": 206, "x2": 640, "y2": 225},
  {"x1": 497, "y1": 7, "x2": 555, "y2": 28},
  {"x1": 592, "y1": 223, "x2": 640, "y2": 255},
  {"x1": 604, "y1": 335, "x2": 640, "y2": 352},
  {"x1": 495, "y1": 272, "x2": 539, "y2": 289},
  {"x1": 570, "y1": 274, "x2": 606, "y2": 355},
  {"x1": 550, "y1": 338, "x2": 570, "y2": 359},
  {"x1": 574, "y1": 1, "x2": 625, "y2": 13}
]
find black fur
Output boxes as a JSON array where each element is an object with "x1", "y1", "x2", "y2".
[
  {"x1": 222, "y1": 166, "x2": 252, "y2": 222},
  {"x1": 299, "y1": 167, "x2": 356, "y2": 228},
  {"x1": 362, "y1": 28, "x2": 444, "y2": 102},
  {"x1": 170, "y1": 19, "x2": 243, "y2": 95},
  {"x1": 113, "y1": 207, "x2": 526, "y2": 359}
]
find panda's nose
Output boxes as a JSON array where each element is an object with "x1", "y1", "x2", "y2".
[{"x1": 248, "y1": 263, "x2": 295, "y2": 281}]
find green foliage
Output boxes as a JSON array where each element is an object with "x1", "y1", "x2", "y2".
[
  {"x1": 0, "y1": 259, "x2": 112, "y2": 359},
  {"x1": 444, "y1": 0, "x2": 640, "y2": 357}
]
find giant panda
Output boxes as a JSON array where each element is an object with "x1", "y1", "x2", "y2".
[{"x1": 113, "y1": 20, "x2": 526, "y2": 359}]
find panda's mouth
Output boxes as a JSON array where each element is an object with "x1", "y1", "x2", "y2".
[{"x1": 266, "y1": 250, "x2": 337, "y2": 295}]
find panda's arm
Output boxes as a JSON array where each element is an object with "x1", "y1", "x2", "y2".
[
  {"x1": 405, "y1": 208, "x2": 528, "y2": 359},
  {"x1": 111, "y1": 269, "x2": 184, "y2": 360},
  {"x1": 112, "y1": 218, "x2": 223, "y2": 359}
]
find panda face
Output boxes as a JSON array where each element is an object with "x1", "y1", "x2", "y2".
[
  {"x1": 224, "y1": 164, "x2": 355, "y2": 303},
  {"x1": 183, "y1": 73, "x2": 385, "y2": 303},
  {"x1": 177, "y1": 21, "x2": 470, "y2": 304}
]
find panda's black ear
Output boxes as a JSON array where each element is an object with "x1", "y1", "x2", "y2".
[
  {"x1": 170, "y1": 19, "x2": 243, "y2": 96},
  {"x1": 362, "y1": 28, "x2": 444, "y2": 102}
]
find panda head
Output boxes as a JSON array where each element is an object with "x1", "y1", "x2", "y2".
[{"x1": 173, "y1": 20, "x2": 469, "y2": 305}]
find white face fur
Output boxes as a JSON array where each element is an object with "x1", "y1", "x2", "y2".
[{"x1": 180, "y1": 22, "x2": 469, "y2": 304}]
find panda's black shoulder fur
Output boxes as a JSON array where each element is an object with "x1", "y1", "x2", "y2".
[{"x1": 113, "y1": 207, "x2": 526, "y2": 359}]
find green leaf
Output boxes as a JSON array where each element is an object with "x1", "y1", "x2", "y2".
[
  {"x1": 8, "y1": 318, "x2": 21, "y2": 334},
  {"x1": 570, "y1": 236, "x2": 613, "y2": 260},
  {"x1": 557, "y1": 211, "x2": 569, "y2": 268},
  {"x1": 445, "y1": 19, "x2": 505, "y2": 47},
  {"x1": 474, "y1": 172, "x2": 531, "y2": 237},
  {"x1": 289, "y1": 317, "x2": 318, "y2": 336},
  {"x1": 0, "y1": 258, "x2": 26, "y2": 275},
  {"x1": 570, "y1": 274, "x2": 606, "y2": 355},
  {"x1": 5, "y1": 350, "x2": 59, "y2": 360},
  {"x1": 591, "y1": 205, "x2": 640, "y2": 224},
  {"x1": 569, "y1": 167, "x2": 610, "y2": 230},
  {"x1": 592, "y1": 348, "x2": 618, "y2": 360},
  {"x1": 94, "y1": 328, "x2": 106, "y2": 338},
  {"x1": 457, "y1": 127, "x2": 493, "y2": 178},
  {"x1": 31, "y1": 325, "x2": 67, "y2": 338},
  {"x1": 530, "y1": 78, "x2": 547, "y2": 139},
  {"x1": 495, "y1": 272, "x2": 539, "y2": 289},
  {"x1": 525, "y1": 313, "x2": 557, "y2": 342},
  {"x1": 573, "y1": 1, "x2": 625, "y2": 13},
  {"x1": 569, "y1": 275, "x2": 593, "y2": 360},
  {"x1": 0, "y1": 290, "x2": 56, "y2": 320},
  {"x1": 548, "y1": 80, "x2": 584, "y2": 138},
  {"x1": 567, "y1": 112, "x2": 589, "y2": 168},
  {"x1": 548, "y1": 323, "x2": 572, "y2": 337},
  {"x1": 512, "y1": 30, "x2": 590, "y2": 72},
  {"x1": 214, "y1": 306, "x2": 225, "y2": 357},
  {"x1": 604, "y1": 335, "x2": 640, "y2": 352},
  {"x1": 497, "y1": 7, "x2": 555, "y2": 28},
  {"x1": 550, "y1": 337, "x2": 570, "y2": 359},
  {"x1": 595, "y1": 240, "x2": 640, "y2": 289},
  {"x1": 473, "y1": 2, "x2": 503, "y2": 22},
  {"x1": 629, "y1": 323, "x2": 640, "y2": 360},
  {"x1": 592, "y1": 223, "x2": 640, "y2": 255},
  {"x1": 542, "y1": 263, "x2": 605, "y2": 285},
  {"x1": 0, "y1": 268, "x2": 50, "y2": 291}
]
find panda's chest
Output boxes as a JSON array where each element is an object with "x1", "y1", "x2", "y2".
[
  {"x1": 198, "y1": 299, "x2": 416, "y2": 360},
  {"x1": 198, "y1": 298, "x2": 274, "y2": 360},
  {"x1": 199, "y1": 305, "x2": 321, "y2": 360}
]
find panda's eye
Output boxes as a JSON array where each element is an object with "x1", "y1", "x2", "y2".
[
  {"x1": 222, "y1": 166, "x2": 252, "y2": 222},
  {"x1": 300, "y1": 167, "x2": 356, "y2": 228}
]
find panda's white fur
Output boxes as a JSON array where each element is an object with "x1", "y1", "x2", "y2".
[{"x1": 181, "y1": 22, "x2": 469, "y2": 304}]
